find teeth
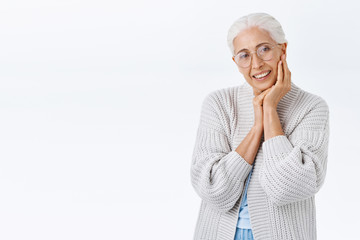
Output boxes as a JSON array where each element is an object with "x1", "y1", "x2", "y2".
[{"x1": 254, "y1": 71, "x2": 270, "y2": 79}]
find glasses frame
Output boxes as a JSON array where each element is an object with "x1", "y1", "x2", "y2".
[{"x1": 232, "y1": 43, "x2": 282, "y2": 68}]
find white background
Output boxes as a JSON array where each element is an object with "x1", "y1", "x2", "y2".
[{"x1": 0, "y1": 0, "x2": 359, "y2": 239}]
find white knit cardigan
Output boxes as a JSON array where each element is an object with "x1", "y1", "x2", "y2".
[{"x1": 190, "y1": 80, "x2": 330, "y2": 240}]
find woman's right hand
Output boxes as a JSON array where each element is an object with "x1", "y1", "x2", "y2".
[{"x1": 252, "y1": 88, "x2": 272, "y2": 131}]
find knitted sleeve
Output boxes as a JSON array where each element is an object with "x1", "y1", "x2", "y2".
[
  {"x1": 259, "y1": 96, "x2": 330, "y2": 206},
  {"x1": 190, "y1": 92, "x2": 253, "y2": 213}
]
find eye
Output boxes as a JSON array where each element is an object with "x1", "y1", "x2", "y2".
[
  {"x1": 239, "y1": 52, "x2": 249, "y2": 59},
  {"x1": 259, "y1": 45, "x2": 271, "y2": 53}
]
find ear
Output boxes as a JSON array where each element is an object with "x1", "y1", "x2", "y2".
[
  {"x1": 281, "y1": 43, "x2": 287, "y2": 56},
  {"x1": 232, "y1": 56, "x2": 236, "y2": 63}
]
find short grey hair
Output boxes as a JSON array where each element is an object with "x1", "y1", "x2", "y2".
[{"x1": 227, "y1": 12, "x2": 288, "y2": 56}]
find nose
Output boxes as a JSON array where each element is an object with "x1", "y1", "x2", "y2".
[{"x1": 251, "y1": 53, "x2": 264, "y2": 69}]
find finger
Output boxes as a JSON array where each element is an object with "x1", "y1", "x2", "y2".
[
  {"x1": 277, "y1": 59, "x2": 283, "y2": 83},
  {"x1": 259, "y1": 88, "x2": 271, "y2": 100},
  {"x1": 259, "y1": 89, "x2": 272, "y2": 106},
  {"x1": 283, "y1": 57, "x2": 290, "y2": 75},
  {"x1": 282, "y1": 56, "x2": 291, "y2": 88},
  {"x1": 253, "y1": 88, "x2": 262, "y2": 97},
  {"x1": 254, "y1": 88, "x2": 269, "y2": 104}
]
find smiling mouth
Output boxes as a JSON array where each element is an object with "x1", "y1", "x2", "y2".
[{"x1": 253, "y1": 70, "x2": 271, "y2": 79}]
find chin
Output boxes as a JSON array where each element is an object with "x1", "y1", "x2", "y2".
[{"x1": 248, "y1": 77, "x2": 276, "y2": 92}]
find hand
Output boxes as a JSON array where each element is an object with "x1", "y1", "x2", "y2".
[
  {"x1": 263, "y1": 54, "x2": 291, "y2": 109},
  {"x1": 253, "y1": 87, "x2": 272, "y2": 131}
]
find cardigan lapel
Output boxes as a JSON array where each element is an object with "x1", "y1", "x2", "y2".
[
  {"x1": 231, "y1": 81, "x2": 255, "y2": 151},
  {"x1": 230, "y1": 79, "x2": 300, "y2": 240}
]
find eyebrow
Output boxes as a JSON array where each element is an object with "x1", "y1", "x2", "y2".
[{"x1": 235, "y1": 42, "x2": 271, "y2": 55}]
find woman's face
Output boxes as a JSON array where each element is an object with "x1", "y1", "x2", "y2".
[{"x1": 232, "y1": 26, "x2": 287, "y2": 94}]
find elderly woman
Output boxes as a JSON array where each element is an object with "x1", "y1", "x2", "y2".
[{"x1": 190, "y1": 13, "x2": 330, "y2": 240}]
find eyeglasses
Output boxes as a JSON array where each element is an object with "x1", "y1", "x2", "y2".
[{"x1": 233, "y1": 43, "x2": 281, "y2": 68}]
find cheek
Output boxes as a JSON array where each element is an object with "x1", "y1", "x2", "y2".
[
  {"x1": 246, "y1": 71, "x2": 253, "y2": 79},
  {"x1": 271, "y1": 60, "x2": 280, "y2": 75},
  {"x1": 238, "y1": 68, "x2": 251, "y2": 78}
]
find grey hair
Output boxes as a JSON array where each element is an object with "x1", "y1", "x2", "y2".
[{"x1": 227, "y1": 13, "x2": 288, "y2": 56}]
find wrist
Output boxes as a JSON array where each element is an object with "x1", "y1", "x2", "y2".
[
  {"x1": 252, "y1": 124, "x2": 263, "y2": 134},
  {"x1": 264, "y1": 104, "x2": 277, "y2": 113}
]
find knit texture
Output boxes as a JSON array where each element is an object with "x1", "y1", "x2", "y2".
[{"x1": 190, "y1": 80, "x2": 330, "y2": 240}]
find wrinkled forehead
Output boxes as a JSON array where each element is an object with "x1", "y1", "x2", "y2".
[{"x1": 233, "y1": 26, "x2": 276, "y2": 52}]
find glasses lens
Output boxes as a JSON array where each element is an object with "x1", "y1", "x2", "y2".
[
  {"x1": 258, "y1": 44, "x2": 274, "y2": 61},
  {"x1": 235, "y1": 52, "x2": 250, "y2": 67}
]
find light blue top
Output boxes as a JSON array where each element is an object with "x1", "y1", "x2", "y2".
[{"x1": 236, "y1": 166, "x2": 254, "y2": 229}]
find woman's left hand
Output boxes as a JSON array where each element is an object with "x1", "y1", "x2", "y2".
[{"x1": 263, "y1": 54, "x2": 291, "y2": 109}]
